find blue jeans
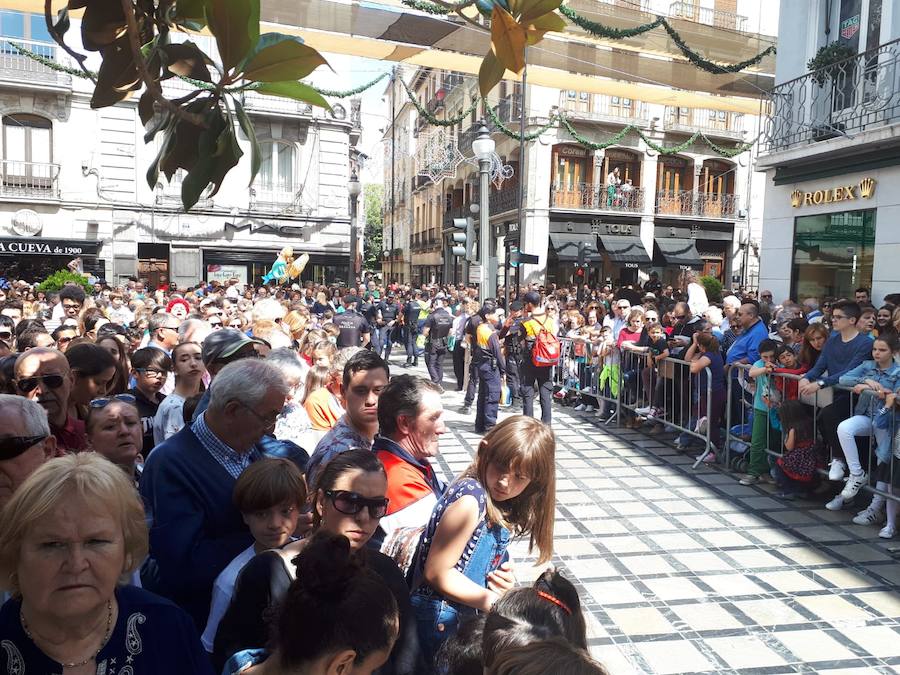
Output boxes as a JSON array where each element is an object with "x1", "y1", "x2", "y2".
[
  {"x1": 411, "y1": 521, "x2": 510, "y2": 669},
  {"x1": 378, "y1": 326, "x2": 394, "y2": 361}
]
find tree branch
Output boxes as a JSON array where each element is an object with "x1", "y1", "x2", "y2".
[
  {"x1": 119, "y1": 0, "x2": 206, "y2": 127},
  {"x1": 44, "y1": 0, "x2": 98, "y2": 83}
]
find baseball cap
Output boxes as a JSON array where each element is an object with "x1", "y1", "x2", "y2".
[
  {"x1": 343, "y1": 294, "x2": 359, "y2": 305},
  {"x1": 201, "y1": 329, "x2": 264, "y2": 365},
  {"x1": 509, "y1": 300, "x2": 524, "y2": 311},
  {"x1": 523, "y1": 291, "x2": 541, "y2": 306}
]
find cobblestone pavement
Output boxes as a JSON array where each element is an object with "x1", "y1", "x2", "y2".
[{"x1": 423, "y1": 371, "x2": 900, "y2": 675}]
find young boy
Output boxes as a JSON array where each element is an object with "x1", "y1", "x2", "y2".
[
  {"x1": 128, "y1": 347, "x2": 171, "y2": 457},
  {"x1": 739, "y1": 339, "x2": 780, "y2": 485},
  {"x1": 201, "y1": 457, "x2": 305, "y2": 653}
]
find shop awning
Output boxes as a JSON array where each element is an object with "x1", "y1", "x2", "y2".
[
  {"x1": 598, "y1": 235, "x2": 651, "y2": 264},
  {"x1": 549, "y1": 233, "x2": 601, "y2": 263},
  {"x1": 655, "y1": 238, "x2": 703, "y2": 268}
]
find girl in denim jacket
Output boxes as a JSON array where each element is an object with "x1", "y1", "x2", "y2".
[
  {"x1": 855, "y1": 388, "x2": 900, "y2": 538},
  {"x1": 834, "y1": 335, "x2": 900, "y2": 508}
]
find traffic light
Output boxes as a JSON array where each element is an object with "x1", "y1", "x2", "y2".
[{"x1": 450, "y1": 217, "x2": 475, "y2": 261}]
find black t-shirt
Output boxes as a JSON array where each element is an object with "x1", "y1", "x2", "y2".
[
  {"x1": 129, "y1": 387, "x2": 165, "y2": 456},
  {"x1": 377, "y1": 301, "x2": 399, "y2": 324},
  {"x1": 361, "y1": 300, "x2": 379, "y2": 325},
  {"x1": 500, "y1": 317, "x2": 524, "y2": 356},
  {"x1": 334, "y1": 310, "x2": 370, "y2": 348},
  {"x1": 423, "y1": 308, "x2": 453, "y2": 351},
  {"x1": 465, "y1": 313, "x2": 483, "y2": 340}
]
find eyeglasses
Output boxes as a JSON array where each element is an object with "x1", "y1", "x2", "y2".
[
  {"x1": 237, "y1": 400, "x2": 281, "y2": 427},
  {"x1": 761, "y1": 295, "x2": 772, "y2": 299},
  {"x1": 89, "y1": 393, "x2": 137, "y2": 408},
  {"x1": 324, "y1": 490, "x2": 389, "y2": 519},
  {"x1": 209, "y1": 320, "x2": 223, "y2": 327},
  {"x1": 646, "y1": 316, "x2": 659, "y2": 322},
  {"x1": 616, "y1": 304, "x2": 629, "y2": 309},
  {"x1": 57, "y1": 335, "x2": 75, "y2": 344},
  {"x1": 0, "y1": 331, "x2": 11, "y2": 340},
  {"x1": 15, "y1": 374, "x2": 65, "y2": 393},
  {"x1": 160, "y1": 325, "x2": 179, "y2": 332},
  {"x1": 62, "y1": 302, "x2": 82, "y2": 312},
  {"x1": 0, "y1": 434, "x2": 47, "y2": 461},
  {"x1": 135, "y1": 368, "x2": 167, "y2": 379}
]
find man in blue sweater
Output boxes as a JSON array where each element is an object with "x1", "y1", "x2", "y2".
[
  {"x1": 140, "y1": 358, "x2": 293, "y2": 629},
  {"x1": 798, "y1": 300, "x2": 873, "y2": 502}
]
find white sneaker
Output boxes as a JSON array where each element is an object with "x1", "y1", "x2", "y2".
[
  {"x1": 695, "y1": 416, "x2": 708, "y2": 434},
  {"x1": 840, "y1": 472, "x2": 868, "y2": 500},
  {"x1": 879, "y1": 525, "x2": 896, "y2": 539},
  {"x1": 584, "y1": 405, "x2": 595, "y2": 412},
  {"x1": 825, "y1": 494, "x2": 845, "y2": 511},
  {"x1": 852, "y1": 504, "x2": 885, "y2": 526},
  {"x1": 574, "y1": 403, "x2": 586, "y2": 411},
  {"x1": 634, "y1": 405, "x2": 653, "y2": 416},
  {"x1": 828, "y1": 459, "x2": 847, "y2": 481}
]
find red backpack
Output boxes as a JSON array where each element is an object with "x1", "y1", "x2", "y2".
[{"x1": 530, "y1": 316, "x2": 561, "y2": 367}]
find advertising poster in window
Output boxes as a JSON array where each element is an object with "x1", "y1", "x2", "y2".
[{"x1": 206, "y1": 264, "x2": 247, "y2": 284}]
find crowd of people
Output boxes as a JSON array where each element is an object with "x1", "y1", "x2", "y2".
[{"x1": 0, "y1": 271, "x2": 613, "y2": 674}]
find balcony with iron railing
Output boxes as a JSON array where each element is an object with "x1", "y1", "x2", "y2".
[
  {"x1": 655, "y1": 190, "x2": 741, "y2": 218},
  {"x1": 0, "y1": 160, "x2": 59, "y2": 199},
  {"x1": 668, "y1": 1, "x2": 748, "y2": 32},
  {"x1": 242, "y1": 90, "x2": 314, "y2": 118},
  {"x1": 0, "y1": 38, "x2": 72, "y2": 90},
  {"x1": 250, "y1": 183, "x2": 305, "y2": 212},
  {"x1": 550, "y1": 183, "x2": 645, "y2": 213},
  {"x1": 763, "y1": 37, "x2": 900, "y2": 153},
  {"x1": 664, "y1": 107, "x2": 745, "y2": 140},
  {"x1": 493, "y1": 94, "x2": 522, "y2": 126},
  {"x1": 559, "y1": 94, "x2": 649, "y2": 126}
]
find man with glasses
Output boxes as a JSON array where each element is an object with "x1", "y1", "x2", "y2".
[
  {"x1": 0, "y1": 394, "x2": 62, "y2": 509},
  {"x1": 140, "y1": 358, "x2": 299, "y2": 630},
  {"x1": 51, "y1": 325, "x2": 77, "y2": 353},
  {"x1": 798, "y1": 300, "x2": 873, "y2": 505},
  {"x1": 148, "y1": 312, "x2": 181, "y2": 354},
  {"x1": 47, "y1": 285, "x2": 85, "y2": 331},
  {"x1": 190, "y1": 329, "x2": 266, "y2": 421},
  {"x1": 13, "y1": 347, "x2": 85, "y2": 453}
]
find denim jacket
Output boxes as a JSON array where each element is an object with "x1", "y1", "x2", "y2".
[
  {"x1": 874, "y1": 402, "x2": 900, "y2": 463},
  {"x1": 838, "y1": 361, "x2": 900, "y2": 417}
]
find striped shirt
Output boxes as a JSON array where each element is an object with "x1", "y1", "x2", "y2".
[{"x1": 192, "y1": 412, "x2": 261, "y2": 480}]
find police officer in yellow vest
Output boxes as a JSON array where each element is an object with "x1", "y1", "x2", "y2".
[{"x1": 473, "y1": 298, "x2": 505, "y2": 434}]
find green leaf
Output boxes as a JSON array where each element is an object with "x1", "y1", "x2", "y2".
[
  {"x1": 233, "y1": 98, "x2": 261, "y2": 186},
  {"x1": 146, "y1": 119, "x2": 176, "y2": 189},
  {"x1": 142, "y1": 109, "x2": 171, "y2": 143},
  {"x1": 160, "y1": 98, "x2": 209, "y2": 181},
  {"x1": 240, "y1": 33, "x2": 327, "y2": 82},
  {"x1": 80, "y1": 0, "x2": 126, "y2": 51},
  {"x1": 518, "y1": 0, "x2": 562, "y2": 23},
  {"x1": 491, "y1": 5, "x2": 527, "y2": 74},
  {"x1": 180, "y1": 109, "x2": 242, "y2": 209},
  {"x1": 159, "y1": 41, "x2": 212, "y2": 81},
  {"x1": 256, "y1": 81, "x2": 332, "y2": 111},
  {"x1": 173, "y1": 0, "x2": 207, "y2": 27},
  {"x1": 205, "y1": 0, "x2": 260, "y2": 73},
  {"x1": 90, "y1": 38, "x2": 140, "y2": 109},
  {"x1": 526, "y1": 11, "x2": 566, "y2": 32},
  {"x1": 478, "y1": 47, "x2": 506, "y2": 97}
]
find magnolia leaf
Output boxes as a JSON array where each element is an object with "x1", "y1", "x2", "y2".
[
  {"x1": 173, "y1": 0, "x2": 207, "y2": 28},
  {"x1": 90, "y1": 39, "x2": 139, "y2": 108},
  {"x1": 142, "y1": 109, "x2": 171, "y2": 144},
  {"x1": 80, "y1": 0, "x2": 127, "y2": 52},
  {"x1": 240, "y1": 33, "x2": 327, "y2": 82},
  {"x1": 491, "y1": 5, "x2": 527, "y2": 74},
  {"x1": 159, "y1": 41, "x2": 212, "y2": 82},
  {"x1": 138, "y1": 90, "x2": 156, "y2": 126},
  {"x1": 205, "y1": 0, "x2": 260, "y2": 73},
  {"x1": 146, "y1": 116, "x2": 176, "y2": 189},
  {"x1": 257, "y1": 81, "x2": 332, "y2": 111},
  {"x1": 478, "y1": 47, "x2": 506, "y2": 97},
  {"x1": 526, "y1": 10, "x2": 566, "y2": 32},
  {"x1": 181, "y1": 111, "x2": 224, "y2": 210},
  {"x1": 233, "y1": 99, "x2": 261, "y2": 186},
  {"x1": 67, "y1": 0, "x2": 89, "y2": 9},
  {"x1": 51, "y1": 8, "x2": 70, "y2": 39},
  {"x1": 160, "y1": 98, "x2": 209, "y2": 181},
  {"x1": 206, "y1": 122, "x2": 243, "y2": 198},
  {"x1": 518, "y1": 0, "x2": 562, "y2": 23}
]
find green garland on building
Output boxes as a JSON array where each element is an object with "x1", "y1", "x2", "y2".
[
  {"x1": 484, "y1": 103, "x2": 559, "y2": 141},
  {"x1": 399, "y1": 0, "x2": 454, "y2": 14},
  {"x1": 658, "y1": 20, "x2": 776, "y2": 73},
  {"x1": 400, "y1": 76, "x2": 480, "y2": 125},
  {"x1": 558, "y1": 5, "x2": 663, "y2": 39}
]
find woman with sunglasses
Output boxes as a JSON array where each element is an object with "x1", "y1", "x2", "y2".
[
  {"x1": 213, "y1": 448, "x2": 422, "y2": 674},
  {"x1": 85, "y1": 394, "x2": 144, "y2": 483}
]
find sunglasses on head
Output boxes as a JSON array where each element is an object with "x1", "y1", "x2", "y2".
[
  {"x1": 324, "y1": 490, "x2": 389, "y2": 519},
  {"x1": 89, "y1": 393, "x2": 137, "y2": 408},
  {"x1": 0, "y1": 434, "x2": 47, "y2": 461},
  {"x1": 15, "y1": 374, "x2": 65, "y2": 393}
]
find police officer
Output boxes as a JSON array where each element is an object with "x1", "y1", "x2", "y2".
[
  {"x1": 421, "y1": 295, "x2": 453, "y2": 386},
  {"x1": 334, "y1": 295, "x2": 370, "y2": 348},
  {"x1": 473, "y1": 298, "x2": 504, "y2": 434},
  {"x1": 459, "y1": 304, "x2": 483, "y2": 414},
  {"x1": 360, "y1": 292, "x2": 380, "y2": 352},
  {"x1": 375, "y1": 291, "x2": 400, "y2": 362},
  {"x1": 401, "y1": 290, "x2": 422, "y2": 367},
  {"x1": 499, "y1": 299, "x2": 525, "y2": 405}
]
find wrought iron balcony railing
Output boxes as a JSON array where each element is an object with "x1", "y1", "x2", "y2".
[
  {"x1": 559, "y1": 94, "x2": 649, "y2": 126},
  {"x1": 250, "y1": 183, "x2": 305, "y2": 212},
  {"x1": 655, "y1": 190, "x2": 740, "y2": 218},
  {"x1": 765, "y1": 37, "x2": 900, "y2": 152},
  {"x1": 0, "y1": 159, "x2": 59, "y2": 199},
  {"x1": 242, "y1": 90, "x2": 313, "y2": 117},
  {"x1": 664, "y1": 107, "x2": 744, "y2": 140},
  {"x1": 668, "y1": 1, "x2": 749, "y2": 32},
  {"x1": 0, "y1": 39, "x2": 71, "y2": 89},
  {"x1": 550, "y1": 183, "x2": 645, "y2": 213}
]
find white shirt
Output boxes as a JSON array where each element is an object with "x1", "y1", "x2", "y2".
[
  {"x1": 153, "y1": 392, "x2": 186, "y2": 445},
  {"x1": 201, "y1": 545, "x2": 257, "y2": 652}
]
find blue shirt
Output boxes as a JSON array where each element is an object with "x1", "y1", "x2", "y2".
[
  {"x1": 838, "y1": 360, "x2": 900, "y2": 416},
  {"x1": 306, "y1": 415, "x2": 373, "y2": 488},
  {"x1": 805, "y1": 332, "x2": 873, "y2": 387},
  {"x1": 726, "y1": 319, "x2": 769, "y2": 365},
  {"x1": 193, "y1": 412, "x2": 262, "y2": 480}
]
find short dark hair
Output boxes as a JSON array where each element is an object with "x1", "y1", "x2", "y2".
[
  {"x1": 233, "y1": 457, "x2": 306, "y2": 514},
  {"x1": 832, "y1": 300, "x2": 861, "y2": 322},
  {"x1": 758, "y1": 338, "x2": 779, "y2": 356},
  {"x1": 15, "y1": 329, "x2": 51, "y2": 350},
  {"x1": 59, "y1": 285, "x2": 86, "y2": 304},
  {"x1": 66, "y1": 343, "x2": 117, "y2": 377},
  {"x1": 855, "y1": 287, "x2": 870, "y2": 296},
  {"x1": 131, "y1": 346, "x2": 172, "y2": 372},
  {"x1": 0, "y1": 299, "x2": 23, "y2": 313},
  {"x1": 342, "y1": 349, "x2": 389, "y2": 390},
  {"x1": 787, "y1": 318, "x2": 809, "y2": 333},
  {"x1": 377, "y1": 374, "x2": 442, "y2": 437},
  {"x1": 523, "y1": 291, "x2": 541, "y2": 306},
  {"x1": 51, "y1": 324, "x2": 76, "y2": 340}
]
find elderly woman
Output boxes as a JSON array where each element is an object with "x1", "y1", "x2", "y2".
[
  {"x1": 0, "y1": 453, "x2": 214, "y2": 674},
  {"x1": 85, "y1": 395, "x2": 144, "y2": 483}
]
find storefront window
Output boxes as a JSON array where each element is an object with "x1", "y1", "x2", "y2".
[{"x1": 792, "y1": 209, "x2": 875, "y2": 301}]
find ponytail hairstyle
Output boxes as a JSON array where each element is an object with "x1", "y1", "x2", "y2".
[
  {"x1": 465, "y1": 415, "x2": 556, "y2": 564},
  {"x1": 271, "y1": 531, "x2": 399, "y2": 670},
  {"x1": 777, "y1": 400, "x2": 814, "y2": 445}
]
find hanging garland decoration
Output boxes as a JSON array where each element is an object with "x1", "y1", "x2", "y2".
[
  {"x1": 558, "y1": 5, "x2": 663, "y2": 40},
  {"x1": 400, "y1": 76, "x2": 480, "y2": 126},
  {"x1": 658, "y1": 20, "x2": 777, "y2": 73},
  {"x1": 400, "y1": 0, "x2": 453, "y2": 15},
  {"x1": 484, "y1": 103, "x2": 559, "y2": 141},
  {"x1": 5, "y1": 40, "x2": 98, "y2": 78},
  {"x1": 313, "y1": 72, "x2": 390, "y2": 98}
]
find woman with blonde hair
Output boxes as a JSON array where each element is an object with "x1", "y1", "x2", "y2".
[{"x1": 0, "y1": 453, "x2": 213, "y2": 674}]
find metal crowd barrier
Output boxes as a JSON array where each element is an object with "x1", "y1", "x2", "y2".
[
  {"x1": 722, "y1": 363, "x2": 900, "y2": 505},
  {"x1": 554, "y1": 336, "x2": 714, "y2": 469}
]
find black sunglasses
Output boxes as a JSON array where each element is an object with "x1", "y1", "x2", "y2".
[
  {"x1": 324, "y1": 490, "x2": 389, "y2": 519},
  {"x1": 0, "y1": 330, "x2": 11, "y2": 340},
  {"x1": 0, "y1": 434, "x2": 47, "y2": 461},
  {"x1": 15, "y1": 374, "x2": 65, "y2": 393},
  {"x1": 89, "y1": 393, "x2": 137, "y2": 408}
]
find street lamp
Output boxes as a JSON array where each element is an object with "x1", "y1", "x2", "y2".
[
  {"x1": 472, "y1": 120, "x2": 495, "y2": 299},
  {"x1": 347, "y1": 171, "x2": 362, "y2": 289}
]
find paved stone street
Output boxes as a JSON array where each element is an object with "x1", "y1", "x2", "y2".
[{"x1": 428, "y1": 378, "x2": 900, "y2": 674}]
